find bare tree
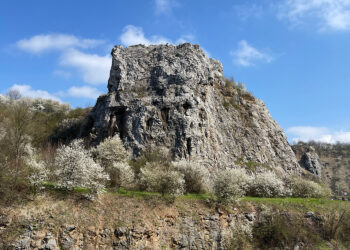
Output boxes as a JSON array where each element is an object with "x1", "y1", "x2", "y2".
[
  {"x1": 6, "y1": 89, "x2": 22, "y2": 100},
  {"x1": 0, "y1": 102, "x2": 32, "y2": 174}
]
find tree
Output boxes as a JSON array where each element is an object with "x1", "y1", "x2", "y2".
[
  {"x1": 6, "y1": 89, "x2": 21, "y2": 100},
  {"x1": 0, "y1": 102, "x2": 32, "y2": 175},
  {"x1": 54, "y1": 139, "x2": 109, "y2": 194}
]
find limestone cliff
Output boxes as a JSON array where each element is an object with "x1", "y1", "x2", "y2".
[
  {"x1": 293, "y1": 142, "x2": 350, "y2": 194},
  {"x1": 81, "y1": 43, "x2": 300, "y2": 173}
]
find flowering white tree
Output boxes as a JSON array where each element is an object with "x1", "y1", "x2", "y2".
[
  {"x1": 54, "y1": 139, "x2": 109, "y2": 193},
  {"x1": 214, "y1": 168, "x2": 251, "y2": 203},
  {"x1": 92, "y1": 135, "x2": 133, "y2": 188},
  {"x1": 286, "y1": 176, "x2": 331, "y2": 198},
  {"x1": 139, "y1": 162, "x2": 185, "y2": 197},
  {"x1": 93, "y1": 135, "x2": 129, "y2": 167},
  {"x1": 110, "y1": 162, "x2": 135, "y2": 189},
  {"x1": 172, "y1": 160, "x2": 211, "y2": 193},
  {"x1": 248, "y1": 171, "x2": 286, "y2": 197},
  {"x1": 26, "y1": 153, "x2": 48, "y2": 193}
]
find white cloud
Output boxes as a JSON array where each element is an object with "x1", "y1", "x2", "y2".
[
  {"x1": 278, "y1": 0, "x2": 350, "y2": 31},
  {"x1": 59, "y1": 49, "x2": 111, "y2": 85},
  {"x1": 120, "y1": 25, "x2": 196, "y2": 48},
  {"x1": 287, "y1": 126, "x2": 350, "y2": 143},
  {"x1": 120, "y1": 25, "x2": 172, "y2": 46},
  {"x1": 16, "y1": 34, "x2": 105, "y2": 53},
  {"x1": 231, "y1": 40, "x2": 273, "y2": 67},
  {"x1": 175, "y1": 34, "x2": 195, "y2": 44},
  {"x1": 67, "y1": 86, "x2": 102, "y2": 99},
  {"x1": 9, "y1": 84, "x2": 62, "y2": 102},
  {"x1": 154, "y1": 0, "x2": 178, "y2": 14},
  {"x1": 53, "y1": 70, "x2": 72, "y2": 79}
]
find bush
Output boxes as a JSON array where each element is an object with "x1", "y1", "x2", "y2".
[
  {"x1": 109, "y1": 162, "x2": 135, "y2": 189},
  {"x1": 92, "y1": 136, "x2": 131, "y2": 188},
  {"x1": 54, "y1": 139, "x2": 109, "y2": 194},
  {"x1": 172, "y1": 160, "x2": 211, "y2": 193},
  {"x1": 129, "y1": 147, "x2": 171, "y2": 176},
  {"x1": 213, "y1": 168, "x2": 251, "y2": 203},
  {"x1": 287, "y1": 176, "x2": 331, "y2": 198},
  {"x1": 253, "y1": 212, "x2": 321, "y2": 249},
  {"x1": 93, "y1": 135, "x2": 129, "y2": 167},
  {"x1": 25, "y1": 147, "x2": 48, "y2": 193},
  {"x1": 139, "y1": 162, "x2": 185, "y2": 197},
  {"x1": 248, "y1": 171, "x2": 286, "y2": 197}
]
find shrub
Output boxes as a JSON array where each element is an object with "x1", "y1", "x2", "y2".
[
  {"x1": 287, "y1": 176, "x2": 331, "y2": 198},
  {"x1": 139, "y1": 162, "x2": 185, "y2": 197},
  {"x1": 54, "y1": 139, "x2": 109, "y2": 193},
  {"x1": 92, "y1": 136, "x2": 131, "y2": 188},
  {"x1": 253, "y1": 212, "x2": 321, "y2": 249},
  {"x1": 172, "y1": 160, "x2": 211, "y2": 193},
  {"x1": 213, "y1": 168, "x2": 251, "y2": 203},
  {"x1": 93, "y1": 135, "x2": 129, "y2": 167},
  {"x1": 26, "y1": 152, "x2": 48, "y2": 193},
  {"x1": 109, "y1": 162, "x2": 135, "y2": 189},
  {"x1": 248, "y1": 171, "x2": 286, "y2": 197},
  {"x1": 129, "y1": 147, "x2": 171, "y2": 176}
]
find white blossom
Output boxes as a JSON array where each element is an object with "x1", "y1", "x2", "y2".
[
  {"x1": 214, "y1": 168, "x2": 252, "y2": 202},
  {"x1": 139, "y1": 162, "x2": 185, "y2": 197},
  {"x1": 92, "y1": 135, "x2": 129, "y2": 167},
  {"x1": 110, "y1": 161, "x2": 135, "y2": 189},
  {"x1": 249, "y1": 171, "x2": 286, "y2": 197},
  {"x1": 286, "y1": 176, "x2": 331, "y2": 198},
  {"x1": 54, "y1": 139, "x2": 109, "y2": 193},
  {"x1": 172, "y1": 159, "x2": 212, "y2": 193}
]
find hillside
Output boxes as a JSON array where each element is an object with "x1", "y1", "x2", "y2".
[
  {"x1": 0, "y1": 44, "x2": 347, "y2": 249},
  {"x1": 1, "y1": 191, "x2": 350, "y2": 249},
  {"x1": 293, "y1": 142, "x2": 350, "y2": 195}
]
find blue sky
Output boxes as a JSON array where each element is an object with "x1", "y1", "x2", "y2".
[{"x1": 1, "y1": 0, "x2": 350, "y2": 143}]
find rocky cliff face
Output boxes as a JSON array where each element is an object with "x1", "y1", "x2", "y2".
[
  {"x1": 293, "y1": 142, "x2": 350, "y2": 193},
  {"x1": 82, "y1": 43, "x2": 300, "y2": 173},
  {"x1": 293, "y1": 145, "x2": 323, "y2": 177}
]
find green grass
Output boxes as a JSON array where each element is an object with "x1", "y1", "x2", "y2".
[
  {"x1": 241, "y1": 196, "x2": 348, "y2": 212},
  {"x1": 42, "y1": 182, "x2": 350, "y2": 211},
  {"x1": 180, "y1": 193, "x2": 213, "y2": 200}
]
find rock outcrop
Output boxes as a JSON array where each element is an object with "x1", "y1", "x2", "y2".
[
  {"x1": 293, "y1": 142, "x2": 350, "y2": 192},
  {"x1": 82, "y1": 43, "x2": 300, "y2": 173},
  {"x1": 295, "y1": 146, "x2": 323, "y2": 177}
]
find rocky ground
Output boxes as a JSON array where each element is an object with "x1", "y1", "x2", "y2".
[{"x1": 1, "y1": 191, "x2": 349, "y2": 249}]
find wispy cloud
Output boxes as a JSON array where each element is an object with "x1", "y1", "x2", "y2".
[
  {"x1": 233, "y1": 3, "x2": 264, "y2": 21},
  {"x1": 278, "y1": 0, "x2": 350, "y2": 31},
  {"x1": 53, "y1": 70, "x2": 72, "y2": 79},
  {"x1": 231, "y1": 40, "x2": 273, "y2": 67},
  {"x1": 120, "y1": 25, "x2": 194, "y2": 47},
  {"x1": 154, "y1": 0, "x2": 178, "y2": 15},
  {"x1": 16, "y1": 34, "x2": 105, "y2": 54},
  {"x1": 8, "y1": 84, "x2": 62, "y2": 102},
  {"x1": 67, "y1": 86, "x2": 102, "y2": 99},
  {"x1": 287, "y1": 126, "x2": 350, "y2": 143},
  {"x1": 59, "y1": 49, "x2": 111, "y2": 85}
]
